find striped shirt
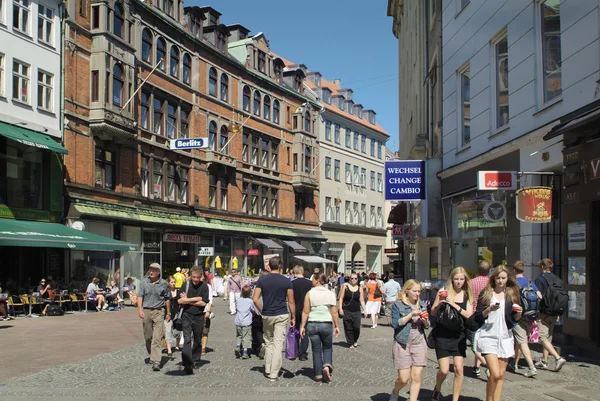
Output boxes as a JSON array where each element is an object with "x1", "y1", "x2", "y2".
[{"x1": 471, "y1": 275, "x2": 489, "y2": 312}]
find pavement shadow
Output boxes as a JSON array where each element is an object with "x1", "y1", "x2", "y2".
[
  {"x1": 294, "y1": 367, "x2": 314, "y2": 380},
  {"x1": 0, "y1": 325, "x2": 13, "y2": 329}
]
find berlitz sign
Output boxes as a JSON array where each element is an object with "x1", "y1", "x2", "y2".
[
  {"x1": 384, "y1": 160, "x2": 426, "y2": 201},
  {"x1": 170, "y1": 138, "x2": 208, "y2": 150},
  {"x1": 477, "y1": 171, "x2": 517, "y2": 190}
]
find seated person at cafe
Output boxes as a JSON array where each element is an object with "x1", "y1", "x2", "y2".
[
  {"x1": 86, "y1": 278, "x2": 107, "y2": 312},
  {"x1": 105, "y1": 280, "x2": 122, "y2": 306},
  {"x1": 37, "y1": 278, "x2": 53, "y2": 316},
  {"x1": 122, "y1": 277, "x2": 137, "y2": 304}
]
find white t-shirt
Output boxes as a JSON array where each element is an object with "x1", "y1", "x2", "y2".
[
  {"x1": 86, "y1": 283, "x2": 97, "y2": 297},
  {"x1": 383, "y1": 280, "x2": 401, "y2": 302}
]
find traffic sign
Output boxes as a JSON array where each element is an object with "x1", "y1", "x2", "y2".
[{"x1": 170, "y1": 138, "x2": 209, "y2": 150}]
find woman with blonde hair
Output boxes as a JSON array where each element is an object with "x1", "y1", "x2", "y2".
[
  {"x1": 473, "y1": 265, "x2": 522, "y2": 401},
  {"x1": 389, "y1": 279, "x2": 429, "y2": 401},
  {"x1": 430, "y1": 267, "x2": 474, "y2": 401}
]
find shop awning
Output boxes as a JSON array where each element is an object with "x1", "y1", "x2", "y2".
[
  {"x1": 0, "y1": 121, "x2": 68, "y2": 154},
  {"x1": 255, "y1": 238, "x2": 283, "y2": 250},
  {"x1": 294, "y1": 255, "x2": 336, "y2": 264},
  {"x1": 282, "y1": 240, "x2": 307, "y2": 253},
  {"x1": 0, "y1": 219, "x2": 137, "y2": 251}
]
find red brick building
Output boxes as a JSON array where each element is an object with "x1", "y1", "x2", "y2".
[{"x1": 62, "y1": 0, "x2": 323, "y2": 285}]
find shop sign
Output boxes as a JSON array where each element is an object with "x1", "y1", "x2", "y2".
[
  {"x1": 198, "y1": 247, "x2": 214, "y2": 256},
  {"x1": 384, "y1": 160, "x2": 426, "y2": 201},
  {"x1": 591, "y1": 158, "x2": 600, "y2": 180},
  {"x1": 169, "y1": 138, "x2": 208, "y2": 150},
  {"x1": 567, "y1": 221, "x2": 586, "y2": 251},
  {"x1": 392, "y1": 224, "x2": 409, "y2": 240},
  {"x1": 515, "y1": 186, "x2": 552, "y2": 223},
  {"x1": 234, "y1": 249, "x2": 246, "y2": 256},
  {"x1": 477, "y1": 171, "x2": 517, "y2": 190},
  {"x1": 247, "y1": 249, "x2": 259, "y2": 256},
  {"x1": 163, "y1": 233, "x2": 202, "y2": 243},
  {"x1": 483, "y1": 201, "x2": 506, "y2": 222},
  {"x1": 384, "y1": 247, "x2": 398, "y2": 254},
  {"x1": 0, "y1": 205, "x2": 50, "y2": 222}
]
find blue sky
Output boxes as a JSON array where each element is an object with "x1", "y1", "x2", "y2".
[{"x1": 190, "y1": 0, "x2": 399, "y2": 151}]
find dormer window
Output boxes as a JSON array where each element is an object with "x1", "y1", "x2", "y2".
[
  {"x1": 314, "y1": 75, "x2": 321, "y2": 87},
  {"x1": 189, "y1": 14, "x2": 201, "y2": 37},
  {"x1": 163, "y1": 0, "x2": 173, "y2": 17},
  {"x1": 322, "y1": 90, "x2": 331, "y2": 104},
  {"x1": 273, "y1": 63, "x2": 282, "y2": 82},
  {"x1": 258, "y1": 51, "x2": 266, "y2": 74},
  {"x1": 209, "y1": 13, "x2": 218, "y2": 26},
  {"x1": 338, "y1": 97, "x2": 345, "y2": 111},
  {"x1": 294, "y1": 74, "x2": 303, "y2": 93},
  {"x1": 216, "y1": 30, "x2": 226, "y2": 51}
]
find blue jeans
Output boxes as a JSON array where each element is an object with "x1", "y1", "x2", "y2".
[{"x1": 307, "y1": 322, "x2": 333, "y2": 379}]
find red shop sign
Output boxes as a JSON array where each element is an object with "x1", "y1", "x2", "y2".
[
  {"x1": 234, "y1": 249, "x2": 246, "y2": 256},
  {"x1": 247, "y1": 249, "x2": 259, "y2": 256},
  {"x1": 516, "y1": 186, "x2": 553, "y2": 223}
]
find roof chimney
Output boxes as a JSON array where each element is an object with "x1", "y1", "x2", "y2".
[{"x1": 333, "y1": 79, "x2": 341, "y2": 88}]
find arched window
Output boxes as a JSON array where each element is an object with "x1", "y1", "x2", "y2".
[
  {"x1": 112, "y1": 64, "x2": 124, "y2": 107},
  {"x1": 156, "y1": 37, "x2": 166, "y2": 70},
  {"x1": 208, "y1": 121, "x2": 217, "y2": 151},
  {"x1": 220, "y1": 74, "x2": 228, "y2": 101},
  {"x1": 273, "y1": 100, "x2": 280, "y2": 124},
  {"x1": 242, "y1": 86, "x2": 251, "y2": 112},
  {"x1": 304, "y1": 111, "x2": 311, "y2": 132},
  {"x1": 219, "y1": 125, "x2": 228, "y2": 154},
  {"x1": 182, "y1": 53, "x2": 191, "y2": 85},
  {"x1": 113, "y1": 3, "x2": 124, "y2": 38},
  {"x1": 208, "y1": 67, "x2": 217, "y2": 96},
  {"x1": 253, "y1": 91, "x2": 261, "y2": 116},
  {"x1": 169, "y1": 46, "x2": 179, "y2": 78},
  {"x1": 141, "y1": 28, "x2": 152, "y2": 63},
  {"x1": 263, "y1": 95, "x2": 271, "y2": 120}
]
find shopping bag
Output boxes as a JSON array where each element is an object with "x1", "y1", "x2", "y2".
[
  {"x1": 529, "y1": 321, "x2": 539, "y2": 343},
  {"x1": 285, "y1": 327, "x2": 299, "y2": 360}
]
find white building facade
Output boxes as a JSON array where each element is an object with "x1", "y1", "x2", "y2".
[{"x1": 440, "y1": 0, "x2": 598, "y2": 278}]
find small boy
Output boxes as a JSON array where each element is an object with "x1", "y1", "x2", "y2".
[{"x1": 234, "y1": 285, "x2": 254, "y2": 359}]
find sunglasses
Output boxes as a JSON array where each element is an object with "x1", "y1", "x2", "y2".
[{"x1": 350, "y1": 277, "x2": 358, "y2": 280}]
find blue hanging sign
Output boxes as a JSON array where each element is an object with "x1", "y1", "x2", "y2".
[
  {"x1": 384, "y1": 160, "x2": 426, "y2": 201},
  {"x1": 170, "y1": 138, "x2": 208, "y2": 150}
]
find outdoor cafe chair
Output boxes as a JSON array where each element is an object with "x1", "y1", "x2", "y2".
[
  {"x1": 8, "y1": 295, "x2": 26, "y2": 317},
  {"x1": 69, "y1": 293, "x2": 84, "y2": 311}
]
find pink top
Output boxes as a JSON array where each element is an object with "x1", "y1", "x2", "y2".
[{"x1": 470, "y1": 275, "x2": 489, "y2": 312}]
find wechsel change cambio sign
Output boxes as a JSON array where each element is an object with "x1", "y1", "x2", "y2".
[{"x1": 384, "y1": 160, "x2": 426, "y2": 201}]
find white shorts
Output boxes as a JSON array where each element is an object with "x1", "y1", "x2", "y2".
[{"x1": 365, "y1": 301, "x2": 381, "y2": 315}]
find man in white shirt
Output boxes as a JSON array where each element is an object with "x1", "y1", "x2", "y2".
[{"x1": 382, "y1": 273, "x2": 401, "y2": 326}]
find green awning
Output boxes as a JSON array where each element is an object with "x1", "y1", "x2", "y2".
[
  {"x1": 0, "y1": 121, "x2": 68, "y2": 154},
  {"x1": 0, "y1": 219, "x2": 137, "y2": 251}
]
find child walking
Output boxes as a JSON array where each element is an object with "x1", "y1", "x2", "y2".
[{"x1": 235, "y1": 285, "x2": 254, "y2": 359}]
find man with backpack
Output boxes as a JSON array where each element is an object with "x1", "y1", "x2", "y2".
[
  {"x1": 533, "y1": 258, "x2": 567, "y2": 372},
  {"x1": 510, "y1": 261, "x2": 542, "y2": 377}
]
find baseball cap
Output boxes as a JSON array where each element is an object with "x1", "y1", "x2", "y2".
[
  {"x1": 176, "y1": 267, "x2": 181, "y2": 272},
  {"x1": 149, "y1": 263, "x2": 161, "y2": 270}
]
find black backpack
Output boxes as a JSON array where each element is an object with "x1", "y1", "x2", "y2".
[
  {"x1": 520, "y1": 281, "x2": 540, "y2": 321},
  {"x1": 540, "y1": 275, "x2": 569, "y2": 316}
]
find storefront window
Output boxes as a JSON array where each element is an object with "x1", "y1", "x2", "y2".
[
  {"x1": 2, "y1": 141, "x2": 44, "y2": 209},
  {"x1": 366, "y1": 245, "x2": 381, "y2": 273},
  {"x1": 233, "y1": 237, "x2": 246, "y2": 276},
  {"x1": 162, "y1": 234, "x2": 196, "y2": 276},
  {"x1": 142, "y1": 230, "x2": 161, "y2": 275},
  {"x1": 214, "y1": 235, "x2": 231, "y2": 277},
  {"x1": 122, "y1": 226, "x2": 142, "y2": 290}
]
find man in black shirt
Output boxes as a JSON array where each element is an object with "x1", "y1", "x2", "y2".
[
  {"x1": 178, "y1": 266, "x2": 210, "y2": 374},
  {"x1": 292, "y1": 265, "x2": 312, "y2": 361}
]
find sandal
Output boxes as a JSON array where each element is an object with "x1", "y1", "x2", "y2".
[{"x1": 201, "y1": 348, "x2": 206, "y2": 356}]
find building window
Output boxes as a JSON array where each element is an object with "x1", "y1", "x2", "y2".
[
  {"x1": 182, "y1": 53, "x2": 191, "y2": 85},
  {"x1": 273, "y1": 100, "x2": 280, "y2": 124},
  {"x1": 208, "y1": 67, "x2": 217, "y2": 96},
  {"x1": 377, "y1": 207, "x2": 383, "y2": 228},
  {"x1": 334, "y1": 124, "x2": 340, "y2": 144},
  {"x1": 156, "y1": 38, "x2": 166, "y2": 70},
  {"x1": 263, "y1": 95, "x2": 271, "y2": 120},
  {"x1": 370, "y1": 138, "x2": 375, "y2": 156},
  {"x1": 178, "y1": 167, "x2": 188, "y2": 204},
  {"x1": 180, "y1": 109, "x2": 189, "y2": 138},
  {"x1": 91, "y1": 5, "x2": 99, "y2": 29},
  {"x1": 251, "y1": 184, "x2": 259, "y2": 215},
  {"x1": 377, "y1": 142, "x2": 382, "y2": 159},
  {"x1": 242, "y1": 133, "x2": 248, "y2": 162},
  {"x1": 325, "y1": 157, "x2": 331, "y2": 179},
  {"x1": 260, "y1": 139, "x2": 268, "y2": 168},
  {"x1": 325, "y1": 197, "x2": 333, "y2": 222},
  {"x1": 258, "y1": 51, "x2": 266, "y2": 73},
  {"x1": 459, "y1": 66, "x2": 471, "y2": 146},
  {"x1": 360, "y1": 168, "x2": 366, "y2": 187},
  {"x1": 243, "y1": 85, "x2": 251, "y2": 112},
  {"x1": 253, "y1": 91, "x2": 261, "y2": 116},
  {"x1": 220, "y1": 73, "x2": 228, "y2": 101},
  {"x1": 189, "y1": 14, "x2": 201, "y2": 37},
  {"x1": 377, "y1": 173, "x2": 382, "y2": 192},
  {"x1": 304, "y1": 111, "x2": 310, "y2": 132},
  {"x1": 151, "y1": 161, "x2": 162, "y2": 199},
  {"x1": 260, "y1": 187, "x2": 268, "y2": 216},
  {"x1": 169, "y1": 46, "x2": 179, "y2": 78},
  {"x1": 140, "y1": 92, "x2": 149, "y2": 129},
  {"x1": 270, "y1": 142, "x2": 278, "y2": 170},
  {"x1": 345, "y1": 201, "x2": 351, "y2": 224},
  {"x1": 79, "y1": 0, "x2": 86, "y2": 17},
  {"x1": 242, "y1": 183, "x2": 248, "y2": 213},
  {"x1": 163, "y1": 0, "x2": 173, "y2": 17},
  {"x1": 353, "y1": 202, "x2": 359, "y2": 225},
  {"x1": 208, "y1": 174, "x2": 216, "y2": 208},
  {"x1": 345, "y1": 129, "x2": 351, "y2": 147},
  {"x1": 216, "y1": 30, "x2": 226, "y2": 51},
  {"x1": 334, "y1": 159, "x2": 340, "y2": 181},
  {"x1": 370, "y1": 171, "x2": 375, "y2": 190},
  {"x1": 207, "y1": 121, "x2": 217, "y2": 151},
  {"x1": 370, "y1": 205, "x2": 376, "y2": 227},
  {"x1": 338, "y1": 97, "x2": 345, "y2": 111},
  {"x1": 37, "y1": 70, "x2": 52, "y2": 110},
  {"x1": 325, "y1": 121, "x2": 331, "y2": 141},
  {"x1": 12, "y1": 60, "x2": 29, "y2": 103},
  {"x1": 113, "y1": 3, "x2": 124, "y2": 38},
  {"x1": 294, "y1": 74, "x2": 302, "y2": 93},
  {"x1": 361, "y1": 204, "x2": 366, "y2": 226},
  {"x1": 167, "y1": 103, "x2": 176, "y2": 139},
  {"x1": 37, "y1": 4, "x2": 53, "y2": 45},
  {"x1": 353, "y1": 132, "x2": 359, "y2": 150},
  {"x1": 112, "y1": 64, "x2": 124, "y2": 107},
  {"x1": 334, "y1": 201, "x2": 340, "y2": 222},
  {"x1": 295, "y1": 192, "x2": 305, "y2": 221},
  {"x1": 141, "y1": 28, "x2": 152, "y2": 63},
  {"x1": 273, "y1": 63, "x2": 282, "y2": 82},
  {"x1": 166, "y1": 164, "x2": 176, "y2": 202},
  {"x1": 353, "y1": 165, "x2": 359, "y2": 185},
  {"x1": 540, "y1": 0, "x2": 561, "y2": 103},
  {"x1": 493, "y1": 34, "x2": 509, "y2": 130},
  {"x1": 251, "y1": 136, "x2": 258, "y2": 164},
  {"x1": 219, "y1": 125, "x2": 228, "y2": 154},
  {"x1": 345, "y1": 162, "x2": 351, "y2": 184},
  {"x1": 153, "y1": 97, "x2": 163, "y2": 135},
  {"x1": 220, "y1": 178, "x2": 227, "y2": 210},
  {"x1": 141, "y1": 157, "x2": 149, "y2": 197},
  {"x1": 361, "y1": 135, "x2": 366, "y2": 153},
  {"x1": 13, "y1": 0, "x2": 30, "y2": 33},
  {"x1": 0, "y1": 55, "x2": 5, "y2": 96},
  {"x1": 304, "y1": 146, "x2": 312, "y2": 173},
  {"x1": 95, "y1": 148, "x2": 115, "y2": 190}
]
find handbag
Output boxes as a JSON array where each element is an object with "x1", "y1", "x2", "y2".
[
  {"x1": 374, "y1": 283, "x2": 383, "y2": 299},
  {"x1": 172, "y1": 281, "x2": 189, "y2": 330},
  {"x1": 437, "y1": 303, "x2": 464, "y2": 332},
  {"x1": 529, "y1": 321, "x2": 539, "y2": 343},
  {"x1": 426, "y1": 330, "x2": 435, "y2": 349},
  {"x1": 285, "y1": 327, "x2": 299, "y2": 360}
]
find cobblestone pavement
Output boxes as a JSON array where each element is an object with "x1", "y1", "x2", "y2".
[{"x1": 2, "y1": 299, "x2": 600, "y2": 401}]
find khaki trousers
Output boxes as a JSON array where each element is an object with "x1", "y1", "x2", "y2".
[
  {"x1": 143, "y1": 308, "x2": 165, "y2": 364},
  {"x1": 262, "y1": 314, "x2": 289, "y2": 379}
]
